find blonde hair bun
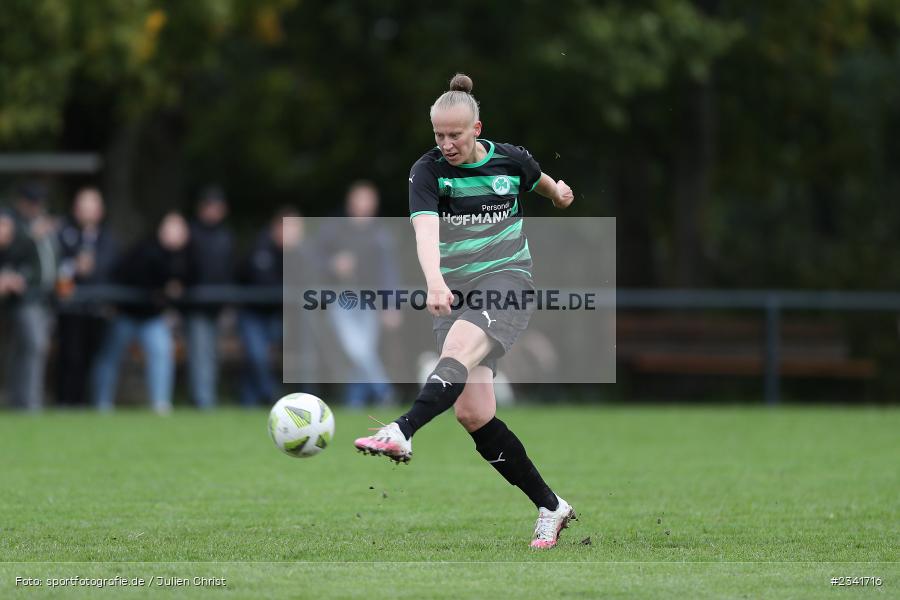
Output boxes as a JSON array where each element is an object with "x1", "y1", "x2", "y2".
[
  {"x1": 449, "y1": 73, "x2": 474, "y2": 94},
  {"x1": 430, "y1": 74, "x2": 480, "y2": 121}
]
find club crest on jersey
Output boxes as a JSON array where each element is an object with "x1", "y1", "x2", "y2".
[{"x1": 492, "y1": 176, "x2": 512, "y2": 195}]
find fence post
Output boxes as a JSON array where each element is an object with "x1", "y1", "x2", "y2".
[{"x1": 764, "y1": 295, "x2": 781, "y2": 405}]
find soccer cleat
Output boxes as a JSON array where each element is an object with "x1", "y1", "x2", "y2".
[
  {"x1": 354, "y1": 420, "x2": 412, "y2": 464},
  {"x1": 530, "y1": 496, "x2": 576, "y2": 549}
]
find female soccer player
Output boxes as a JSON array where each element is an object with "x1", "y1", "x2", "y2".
[{"x1": 354, "y1": 73, "x2": 576, "y2": 549}]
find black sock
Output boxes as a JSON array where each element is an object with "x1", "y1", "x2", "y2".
[
  {"x1": 395, "y1": 357, "x2": 468, "y2": 439},
  {"x1": 469, "y1": 417, "x2": 558, "y2": 510}
]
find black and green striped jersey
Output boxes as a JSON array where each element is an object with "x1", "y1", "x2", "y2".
[{"x1": 408, "y1": 139, "x2": 542, "y2": 287}]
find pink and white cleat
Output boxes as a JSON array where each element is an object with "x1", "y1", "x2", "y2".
[
  {"x1": 353, "y1": 420, "x2": 412, "y2": 464},
  {"x1": 530, "y1": 496, "x2": 576, "y2": 549}
]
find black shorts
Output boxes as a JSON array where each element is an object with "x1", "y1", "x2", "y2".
[{"x1": 433, "y1": 271, "x2": 537, "y2": 375}]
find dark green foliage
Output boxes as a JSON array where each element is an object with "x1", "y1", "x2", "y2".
[{"x1": 1, "y1": 0, "x2": 898, "y2": 288}]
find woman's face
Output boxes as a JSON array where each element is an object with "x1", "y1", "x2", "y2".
[
  {"x1": 432, "y1": 104, "x2": 481, "y2": 166},
  {"x1": 73, "y1": 189, "x2": 104, "y2": 227},
  {"x1": 272, "y1": 215, "x2": 303, "y2": 249},
  {"x1": 158, "y1": 213, "x2": 189, "y2": 251}
]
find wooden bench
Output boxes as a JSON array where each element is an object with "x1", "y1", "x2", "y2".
[{"x1": 618, "y1": 314, "x2": 877, "y2": 380}]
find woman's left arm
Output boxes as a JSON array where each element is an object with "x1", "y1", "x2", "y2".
[{"x1": 534, "y1": 173, "x2": 574, "y2": 209}]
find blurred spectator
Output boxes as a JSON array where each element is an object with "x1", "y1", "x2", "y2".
[
  {"x1": 2, "y1": 183, "x2": 58, "y2": 410},
  {"x1": 0, "y1": 210, "x2": 20, "y2": 275},
  {"x1": 0, "y1": 212, "x2": 28, "y2": 405},
  {"x1": 238, "y1": 208, "x2": 310, "y2": 406},
  {"x1": 318, "y1": 181, "x2": 400, "y2": 408},
  {"x1": 55, "y1": 187, "x2": 118, "y2": 406},
  {"x1": 186, "y1": 185, "x2": 234, "y2": 409},
  {"x1": 90, "y1": 211, "x2": 190, "y2": 414}
]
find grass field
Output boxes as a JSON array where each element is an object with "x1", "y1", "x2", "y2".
[{"x1": 0, "y1": 405, "x2": 897, "y2": 598}]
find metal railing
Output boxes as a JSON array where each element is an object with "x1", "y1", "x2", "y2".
[
  {"x1": 0, "y1": 153, "x2": 103, "y2": 173},
  {"x1": 62, "y1": 286, "x2": 900, "y2": 404},
  {"x1": 617, "y1": 290, "x2": 900, "y2": 404}
]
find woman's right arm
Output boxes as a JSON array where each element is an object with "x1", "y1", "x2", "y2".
[{"x1": 412, "y1": 214, "x2": 453, "y2": 316}]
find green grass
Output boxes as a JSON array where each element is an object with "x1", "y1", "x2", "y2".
[{"x1": 0, "y1": 406, "x2": 897, "y2": 598}]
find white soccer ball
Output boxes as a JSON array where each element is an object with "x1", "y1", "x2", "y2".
[{"x1": 268, "y1": 393, "x2": 335, "y2": 458}]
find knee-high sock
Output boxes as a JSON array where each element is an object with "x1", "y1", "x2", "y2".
[
  {"x1": 470, "y1": 417, "x2": 558, "y2": 510},
  {"x1": 395, "y1": 357, "x2": 468, "y2": 439}
]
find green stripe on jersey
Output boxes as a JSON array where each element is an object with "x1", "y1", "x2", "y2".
[
  {"x1": 410, "y1": 210, "x2": 438, "y2": 221},
  {"x1": 440, "y1": 220, "x2": 522, "y2": 256},
  {"x1": 440, "y1": 240, "x2": 531, "y2": 277},
  {"x1": 438, "y1": 175, "x2": 520, "y2": 198},
  {"x1": 439, "y1": 175, "x2": 518, "y2": 189}
]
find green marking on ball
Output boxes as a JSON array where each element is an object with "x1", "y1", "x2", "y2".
[
  {"x1": 315, "y1": 430, "x2": 332, "y2": 449},
  {"x1": 283, "y1": 435, "x2": 310, "y2": 455},
  {"x1": 285, "y1": 406, "x2": 311, "y2": 428}
]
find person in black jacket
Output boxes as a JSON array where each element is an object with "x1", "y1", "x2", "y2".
[
  {"x1": 55, "y1": 187, "x2": 118, "y2": 406},
  {"x1": 238, "y1": 208, "x2": 313, "y2": 406},
  {"x1": 89, "y1": 211, "x2": 190, "y2": 414},
  {"x1": 186, "y1": 186, "x2": 234, "y2": 409}
]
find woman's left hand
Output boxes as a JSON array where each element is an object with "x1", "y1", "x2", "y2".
[{"x1": 553, "y1": 180, "x2": 574, "y2": 209}]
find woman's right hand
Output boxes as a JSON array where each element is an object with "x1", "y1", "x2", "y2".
[{"x1": 427, "y1": 281, "x2": 454, "y2": 317}]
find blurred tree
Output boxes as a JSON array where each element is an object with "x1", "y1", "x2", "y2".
[
  {"x1": 1, "y1": 0, "x2": 898, "y2": 292},
  {"x1": 710, "y1": 0, "x2": 900, "y2": 290},
  {"x1": 0, "y1": 0, "x2": 76, "y2": 146}
]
